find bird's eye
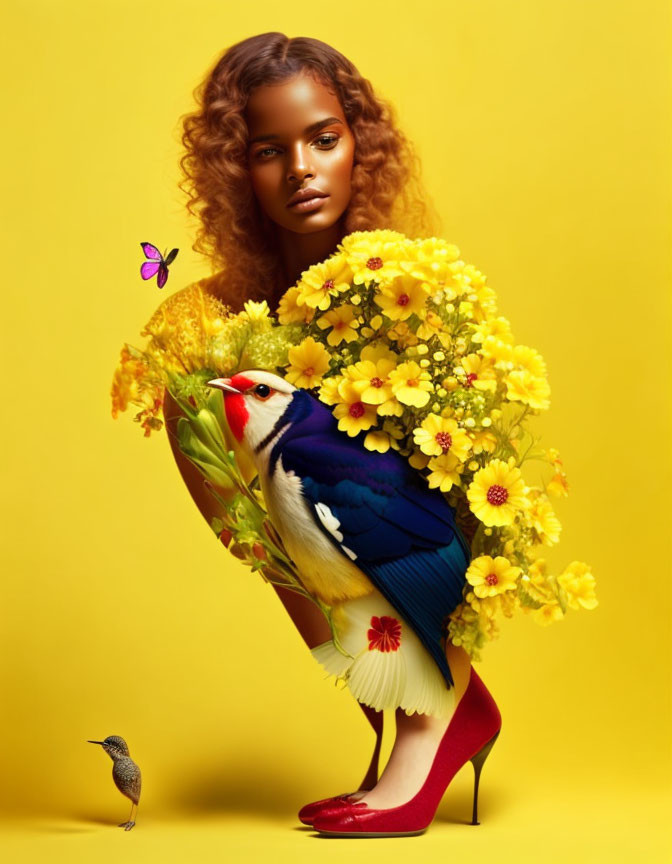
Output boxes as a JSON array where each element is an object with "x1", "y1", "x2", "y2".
[{"x1": 253, "y1": 383, "x2": 272, "y2": 400}]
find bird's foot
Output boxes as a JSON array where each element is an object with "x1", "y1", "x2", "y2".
[{"x1": 118, "y1": 821, "x2": 135, "y2": 831}]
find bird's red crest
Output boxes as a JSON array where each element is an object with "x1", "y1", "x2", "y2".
[{"x1": 224, "y1": 374, "x2": 255, "y2": 441}]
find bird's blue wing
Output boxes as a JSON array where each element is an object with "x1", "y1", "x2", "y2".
[{"x1": 278, "y1": 394, "x2": 471, "y2": 687}]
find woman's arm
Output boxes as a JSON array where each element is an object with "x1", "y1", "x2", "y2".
[
  {"x1": 162, "y1": 388, "x2": 224, "y2": 527},
  {"x1": 162, "y1": 388, "x2": 332, "y2": 648}
]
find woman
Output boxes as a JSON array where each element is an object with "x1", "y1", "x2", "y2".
[{"x1": 164, "y1": 32, "x2": 501, "y2": 836}]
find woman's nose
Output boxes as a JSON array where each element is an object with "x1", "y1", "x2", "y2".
[{"x1": 287, "y1": 144, "x2": 315, "y2": 184}]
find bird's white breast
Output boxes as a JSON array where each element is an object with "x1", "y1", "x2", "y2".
[{"x1": 257, "y1": 451, "x2": 372, "y2": 606}]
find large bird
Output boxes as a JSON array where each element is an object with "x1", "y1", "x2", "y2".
[{"x1": 207, "y1": 370, "x2": 471, "y2": 712}]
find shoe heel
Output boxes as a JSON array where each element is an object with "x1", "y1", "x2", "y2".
[{"x1": 469, "y1": 729, "x2": 500, "y2": 825}]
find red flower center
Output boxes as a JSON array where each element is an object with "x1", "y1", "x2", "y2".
[
  {"x1": 407, "y1": 378, "x2": 418, "y2": 387},
  {"x1": 349, "y1": 401, "x2": 365, "y2": 418},
  {"x1": 485, "y1": 572, "x2": 498, "y2": 586},
  {"x1": 366, "y1": 256, "x2": 384, "y2": 270},
  {"x1": 397, "y1": 293, "x2": 410, "y2": 306},
  {"x1": 465, "y1": 372, "x2": 478, "y2": 388},
  {"x1": 435, "y1": 431, "x2": 453, "y2": 452},
  {"x1": 367, "y1": 615, "x2": 402, "y2": 652},
  {"x1": 370, "y1": 377, "x2": 384, "y2": 388},
  {"x1": 322, "y1": 279, "x2": 335, "y2": 291},
  {"x1": 304, "y1": 366, "x2": 314, "y2": 376},
  {"x1": 487, "y1": 484, "x2": 509, "y2": 506}
]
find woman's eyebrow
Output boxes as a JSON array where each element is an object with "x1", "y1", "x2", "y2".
[{"x1": 249, "y1": 116, "x2": 343, "y2": 145}]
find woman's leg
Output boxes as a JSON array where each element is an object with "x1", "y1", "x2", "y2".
[
  {"x1": 272, "y1": 583, "x2": 383, "y2": 790},
  {"x1": 353, "y1": 641, "x2": 472, "y2": 809}
]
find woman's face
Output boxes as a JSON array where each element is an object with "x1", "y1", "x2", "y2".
[{"x1": 245, "y1": 73, "x2": 355, "y2": 235}]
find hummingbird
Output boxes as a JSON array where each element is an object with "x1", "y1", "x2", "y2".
[
  {"x1": 206, "y1": 370, "x2": 471, "y2": 691},
  {"x1": 88, "y1": 736, "x2": 141, "y2": 830}
]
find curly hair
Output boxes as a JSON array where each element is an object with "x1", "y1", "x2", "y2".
[{"x1": 179, "y1": 32, "x2": 441, "y2": 304}]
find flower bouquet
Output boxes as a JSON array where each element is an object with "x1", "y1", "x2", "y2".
[{"x1": 111, "y1": 229, "x2": 597, "y2": 662}]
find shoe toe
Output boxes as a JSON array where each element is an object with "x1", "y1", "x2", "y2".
[
  {"x1": 298, "y1": 793, "x2": 352, "y2": 825},
  {"x1": 312, "y1": 807, "x2": 360, "y2": 834}
]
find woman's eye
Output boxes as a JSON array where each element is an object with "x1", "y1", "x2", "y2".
[{"x1": 255, "y1": 136, "x2": 338, "y2": 159}]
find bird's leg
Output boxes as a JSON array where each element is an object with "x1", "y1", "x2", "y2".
[{"x1": 118, "y1": 802, "x2": 137, "y2": 831}]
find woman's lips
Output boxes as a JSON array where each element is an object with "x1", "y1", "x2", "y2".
[{"x1": 287, "y1": 195, "x2": 329, "y2": 213}]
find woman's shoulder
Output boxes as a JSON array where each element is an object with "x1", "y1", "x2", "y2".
[
  {"x1": 140, "y1": 271, "x2": 244, "y2": 338},
  {"x1": 193, "y1": 270, "x2": 246, "y2": 313}
]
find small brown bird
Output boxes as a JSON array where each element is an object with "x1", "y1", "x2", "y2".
[{"x1": 88, "y1": 736, "x2": 141, "y2": 830}]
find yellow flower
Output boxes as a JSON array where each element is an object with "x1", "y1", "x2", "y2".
[
  {"x1": 545, "y1": 447, "x2": 569, "y2": 497},
  {"x1": 110, "y1": 345, "x2": 165, "y2": 435},
  {"x1": 141, "y1": 282, "x2": 232, "y2": 374},
  {"x1": 387, "y1": 321, "x2": 419, "y2": 349},
  {"x1": 512, "y1": 344, "x2": 547, "y2": 377},
  {"x1": 526, "y1": 491, "x2": 562, "y2": 545},
  {"x1": 285, "y1": 337, "x2": 330, "y2": 388},
  {"x1": 416, "y1": 310, "x2": 451, "y2": 347},
  {"x1": 277, "y1": 286, "x2": 314, "y2": 324},
  {"x1": 469, "y1": 428, "x2": 498, "y2": 454},
  {"x1": 412, "y1": 413, "x2": 472, "y2": 460},
  {"x1": 529, "y1": 603, "x2": 564, "y2": 626},
  {"x1": 558, "y1": 561, "x2": 598, "y2": 610},
  {"x1": 457, "y1": 353, "x2": 498, "y2": 392},
  {"x1": 361, "y1": 342, "x2": 398, "y2": 364},
  {"x1": 316, "y1": 305, "x2": 360, "y2": 346},
  {"x1": 520, "y1": 558, "x2": 555, "y2": 605},
  {"x1": 388, "y1": 361, "x2": 433, "y2": 407},
  {"x1": 374, "y1": 274, "x2": 430, "y2": 321},
  {"x1": 467, "y1": 457, "x2": 528, "y2": 527},
  {"x1": 480, "y1": 337, "x2": 514, "y2": 368},
  {"x1": 399, "y1": 237, "x2": 461, "y2": 294},
  {"x1": 471, "y1": 317, "x2": 514, "y2": 346},
  {"x1": 408, "y1": 450, "x2": 430, "y2": 470},
  {"x1": 426, "y1": 451, "x2": 463, "y2": 492},
  {"x1": 332, "y1": 380, "x2": 378, "y2": 436},
  {"x1": 344, "y1": 352, "x2": 397, "y2": 404},
  {"x1": 339, "y1": 231, "x2": 407, "y2": 286},
  {"x1": 364, "y1": 430, "x2": 391, "y2": 453},
  {"x1": 505, "y1": 369, "x2": 551, "y2": 410},
  {"x1": 498, "y1": 590, "x2": 520, "y2": 617},
  {"x1": 110, "y1": 347, "x2": 145, "y2": 418},
  {"x1": 377, "y1": 397, "x2": 405, "y2": 417},
  {"x1": 547, "y1": 472, "x2": 569, "y2": 497},
  {"x1": 466, "y1": 555, "x2": 521, "y2": 599},
  {"x1": 295, "y1": 254, "x2": 352, "y2": 310},
  {"x1": 318, "y1": 375, "x2": 345, "y2": 405},
  {"x1": 242, "y1": 299, "x2": 272, "y2": 331}
]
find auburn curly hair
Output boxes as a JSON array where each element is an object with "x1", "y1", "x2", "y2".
[{"x1": 179, "y1": 32, "x2": 441, "y2": 305}]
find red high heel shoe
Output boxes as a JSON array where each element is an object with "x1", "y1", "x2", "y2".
[
  {"x1": 311, "y1": 667, "x2": 501, "y2": 837},
  {"x1": 298, "y1": 791, "x2": 365, "y2": 826},
  {"x1": 298, "y1": 717, "x2": 383, "y2": 825}
]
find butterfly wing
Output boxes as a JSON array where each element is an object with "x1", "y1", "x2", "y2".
[
  {"x1": 164, "y1": 247, "x2": 179, "y2": 266},
  {"x1": 140, "y1": 260, "x2": 161, "y2": 280},
  {"x1": 157, "y1": 260, "x2": 169, "y2": 288},
  {"x1": 140, "y1": 242, "x2": 162, "y2": 260}
]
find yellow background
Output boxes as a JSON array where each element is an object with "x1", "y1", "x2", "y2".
[{"x1": 1, "y1": 0, "x2": 670, "y2": 861}]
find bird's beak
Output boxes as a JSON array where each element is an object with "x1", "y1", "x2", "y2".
[
  {"x1": 87, "y1": 740, "x2": 104, "y2": 745},
  {"x1": 207, "y1": 377, "x2": 242, "y2": 395}
]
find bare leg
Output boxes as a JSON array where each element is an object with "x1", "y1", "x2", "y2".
[
  {"x1": 162, "y1": 402, "x2": 384, "y2": 788},
  {"x1": 119, "y1": 801, "x2": 137, "y2": 831},
  {"x1": 355, "y1": 641, "x2": 472, "y2": 809},
  {"x1": 272, "y1": 583, "x2": 383, "y2": 789}
]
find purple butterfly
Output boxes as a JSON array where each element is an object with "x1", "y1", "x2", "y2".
[{"x1": 140, "y1": 242, "x2": 179, "y2": 289}]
